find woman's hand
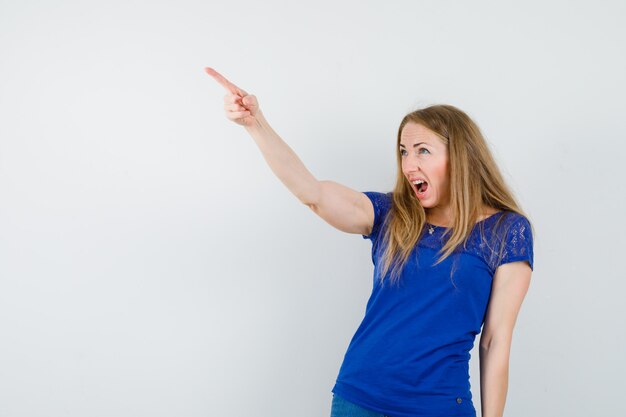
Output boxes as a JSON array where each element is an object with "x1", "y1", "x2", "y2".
[{"x1": 204, "y1": 67, "x2": 260, "y2": 128}]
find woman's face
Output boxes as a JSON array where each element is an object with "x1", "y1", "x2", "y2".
[{"x1": 399, "y1": 122, "x2": 450, "y2": 212}]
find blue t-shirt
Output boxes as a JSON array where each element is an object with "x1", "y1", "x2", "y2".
[{"x1": 331, "y1": 191, "x2": 534, "y2": 417}]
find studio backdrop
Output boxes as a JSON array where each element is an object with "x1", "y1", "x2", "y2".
[{"x1": 0, "y1": 1, "x2": 624, "y2": 416}]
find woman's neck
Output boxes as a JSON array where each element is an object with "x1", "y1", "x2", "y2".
[
  {"x1": 425, "y1": 207, "x2": 453, "y2": 227},
  {"x1": 426, "y1": 205, "x2": 499, "y2": 227}
]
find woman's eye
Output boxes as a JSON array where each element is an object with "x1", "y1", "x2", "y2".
[{"x1": 400, "y1": 148, "x2": 428, "y2": 156}]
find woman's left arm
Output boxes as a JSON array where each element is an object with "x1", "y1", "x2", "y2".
[{"x1": 479, "y1": 260, "x2": 532, "y2": 417}]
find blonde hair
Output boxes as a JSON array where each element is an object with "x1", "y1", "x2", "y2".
[{"x1": 377, "y1": 104, "x2": 534, "y2": 286}]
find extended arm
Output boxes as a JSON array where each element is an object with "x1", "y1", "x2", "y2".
[
  {"x1": 244, "y1": 111, "x2": 318, "y2": 205},
  {"x1": 245, "y1": 112, "x2": 374, "y2": 235},
  {"x1": 204, "y1": 67, "x2": 373, "y2": 236}
]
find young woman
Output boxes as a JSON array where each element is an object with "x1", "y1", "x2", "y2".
[{"x1": 205, "y1": 67, "x2": 534, "y2": 417}]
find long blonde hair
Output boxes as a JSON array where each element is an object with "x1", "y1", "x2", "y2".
[{"x1": 377, "y1": 104, "x2": 534, "y2": 286}]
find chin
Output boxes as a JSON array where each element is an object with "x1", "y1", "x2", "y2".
[{"x1": 413, "y1": 191, "x2": 435, "y2": 208}]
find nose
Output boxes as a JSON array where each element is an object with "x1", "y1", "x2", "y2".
[{"x1": 404, "y1": 154, "x2": 421, "y2": 173}]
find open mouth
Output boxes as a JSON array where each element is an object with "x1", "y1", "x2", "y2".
[{"x1": 414, "y1": 181, "x2": 429, "y2": 195}]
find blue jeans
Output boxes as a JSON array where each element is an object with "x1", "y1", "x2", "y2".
[{"x1": 330, "y1": 393, "x2": 389, "y2": 417}]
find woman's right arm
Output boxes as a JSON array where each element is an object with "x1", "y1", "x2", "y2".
[
  {"x1": 245, "y1": 112, "x2": 374, "y2": 236},
  {"x1": 205, "y1": 67, "x2": 374, "y2": 236}
]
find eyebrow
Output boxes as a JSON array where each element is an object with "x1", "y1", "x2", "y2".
[{"x1": 399, "y1": 142, "x2": 428, "y2": 148}]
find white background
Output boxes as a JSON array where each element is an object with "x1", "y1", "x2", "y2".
[{"x1": 1, "y1": 1, "x2": 624, "y2": 416}]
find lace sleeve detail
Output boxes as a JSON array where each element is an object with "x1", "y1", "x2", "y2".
[
  {"x1": 494, "y1": 214, "x2": 534, "y2": 271},
  {"x1": 361, "y1": 191, "x2": 392, "y2": 241}
]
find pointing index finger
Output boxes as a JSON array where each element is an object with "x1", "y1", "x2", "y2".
[{"x1": 204, "y1": 67, "x2": 248, "y2": 97}]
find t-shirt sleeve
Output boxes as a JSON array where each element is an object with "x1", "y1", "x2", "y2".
[
  {"x1": 496, "y1": 214, "x2": 534, "y2": 271},
  {"x1": 361, "y1": 191, "x2": 392, "y2": 241}
]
